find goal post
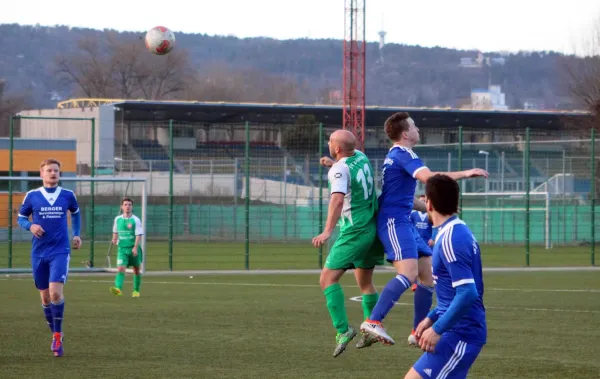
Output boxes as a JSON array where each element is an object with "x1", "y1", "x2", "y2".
[
  {"x1": 461, "y1": 191, "x2": 550, "y2": 249},
  {"x1": 0, "y1": 176, "x2": 148, "y2": 274}
]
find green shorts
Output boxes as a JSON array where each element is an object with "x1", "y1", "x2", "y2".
[
  {"x1": 325, "y1": 221, "x2": 384, "y2": 270},
  {"x1": 116, "y1": 246, "x2": 143, "y2": 268}
]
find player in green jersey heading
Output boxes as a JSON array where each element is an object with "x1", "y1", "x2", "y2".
[
  {"x1": 110, "y1": 197, "x2": 144, "y2": 298},
  {"x1": 312, "y1": 129, "x2": 385, "y2": 357}
]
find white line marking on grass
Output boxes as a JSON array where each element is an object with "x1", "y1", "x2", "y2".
[
  {"x1": 1, "y1": 278, "x2": 600, "y2": 293},
  {"x1": 2, "y1": 278, "x2": 599, "y2": 314},
  {"x1": 486, "y1": 288, "x2": 600, "y2": 293}
]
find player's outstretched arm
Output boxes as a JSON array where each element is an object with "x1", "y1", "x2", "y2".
[{"x1": 415, "y1": 167, "x2": 488, "y2": 184}]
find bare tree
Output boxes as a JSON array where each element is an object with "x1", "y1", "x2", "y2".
[
  {"x1": 0, "y1": 80, "x2": 27, "y2": 137},
  {"x1": 55, "y1": 36, "x2": 115, "y2": 98},
  {"x1": 135, "y1": 48, "x2": 196, "y2": 100},
  {"x1": 54, "y1": 32, "x2": 195, "y2": 100},
  {"x1": 561, "y1": 15, "x2": 600, "y2": 126},
  {"x1": 186, "y1": 63, "x2": 305, "y2": 103}
]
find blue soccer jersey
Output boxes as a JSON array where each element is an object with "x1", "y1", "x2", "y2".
[
  {"x1": 377, "y1": 145, "x2": 429, "y2": 261},
  {"x1": 378, "y1": 145, "x2": 426, "y2": 219},
  {"x1": 18, "y1": 186, "x2": 80, "y2": 258},
  {"x1": 412, "y1": 216, "x2": 486, "y2": 378},
  {"x1": 410, "y1": 210, "x2": 433, "y2": 242},
  {"x1": 431, "y1": 216, "x2": 487, "y2": 345}
]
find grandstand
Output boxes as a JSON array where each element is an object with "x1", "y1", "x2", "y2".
[{"x1": 17, "y1": 99, "x2": 593, "y2": 193}]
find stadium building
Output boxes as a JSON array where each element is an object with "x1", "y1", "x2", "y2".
[{"x1": 17, "y1": 98, "x2": 592, "y2": 194}]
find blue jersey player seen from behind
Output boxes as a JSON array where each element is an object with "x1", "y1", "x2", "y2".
[
  {"x1": 410, "y1": 194, "x2": 435, "y2": 248},
  {"x1": 405, "y1": 174, "x2": 487, "y2": 379},
  {"x1": 361, "y1": 112, "x2": 488, "y2": 347},
  {"x1": 18, "y1": 158, "x2": 82, "y2": 357}
]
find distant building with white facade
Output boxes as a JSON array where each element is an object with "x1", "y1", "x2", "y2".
[{"x1": 470, "y1": 85, "x2": 508, "y2": 110}]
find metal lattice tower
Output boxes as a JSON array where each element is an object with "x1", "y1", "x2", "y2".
[{"x1": 343, "y1": 0, "x2": 366, "y2": 150}]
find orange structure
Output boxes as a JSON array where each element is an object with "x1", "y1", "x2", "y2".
[{"x1": 0, "y1": 138, "x2": 76, "y2": 227}]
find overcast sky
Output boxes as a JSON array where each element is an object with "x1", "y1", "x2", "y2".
[{"x1": 3, "y1": 0, "x2": 600, "y2": 54}]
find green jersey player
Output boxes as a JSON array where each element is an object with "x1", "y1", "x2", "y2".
[
  {"x1": 312, "y1": 129, "x2": 384, "y2": 357},
  {"x1": 110, "y1": 197, "x2": 144, "y2": 298}
]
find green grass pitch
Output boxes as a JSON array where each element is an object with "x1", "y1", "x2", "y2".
[
  {"x1": 1, "y1": 271, "x2": 599, "y2": 378},
  {"x1": 0, "y1": 241, "x2": 597, "y2": 270}
]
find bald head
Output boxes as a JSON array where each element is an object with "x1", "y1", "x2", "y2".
[{"x1": 330, "y1": 129, "x2": 356, "y2": 154}]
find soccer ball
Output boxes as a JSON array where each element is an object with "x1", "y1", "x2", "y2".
[{"x1": 145, "y1": 26, "x2": 176, "y2": 55}]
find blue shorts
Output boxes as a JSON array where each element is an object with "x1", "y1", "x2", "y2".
[
  {"x1": 413, "y1": 333, "x2": 484, "y2": 379},
  {"x1": 414, "y1": 228, "x2": 432, "y2": 258},
  {"x1": 31, "y1": 254, "x2": 71, "y2": 290},
  {"x1": 377, "y1": 216, "x2": 432, "y2": 262}
]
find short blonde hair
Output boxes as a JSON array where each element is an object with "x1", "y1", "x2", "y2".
[{"x1": 40, "y1": 158, "x2": 62, "y2": 169}]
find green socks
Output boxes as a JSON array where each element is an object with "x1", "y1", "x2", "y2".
[
  {"x1": 133, "y1": 274, "x2": 141, "y2": 292},
  {"x1": 323, "y1": 283, "x2": 349, "y2": 334},
  {"x1": 115, "y1": 272, "x2": 125, "y2": 289},
  {"x1": 361, "y1": 292, "x2": 379, "y2": 320},
  {"x1": 114, "y1": 272, "x2": 141, "y2": 292}
]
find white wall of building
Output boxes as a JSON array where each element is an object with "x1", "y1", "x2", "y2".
[{"x1": 19, "y1": 105, "x2": 116, "y2": 168}]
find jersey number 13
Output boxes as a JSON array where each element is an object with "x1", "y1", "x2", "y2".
[{"x1": 357, "y1": 164, "x2": 374, "y2": 200}]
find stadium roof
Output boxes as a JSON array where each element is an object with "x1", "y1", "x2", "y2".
[{"x1": 58, "y1": 98, "x2": 592, "y2": 130}]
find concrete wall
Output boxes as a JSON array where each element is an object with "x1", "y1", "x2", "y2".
[{"x1": 19, "y1": 106, "x2": 116, "y2": 167}]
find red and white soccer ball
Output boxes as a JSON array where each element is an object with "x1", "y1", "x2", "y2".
[{"x1": 145, "y1": 26, "x2": 176, "y2": 55}]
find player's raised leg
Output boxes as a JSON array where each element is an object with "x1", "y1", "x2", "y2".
[{"x1": 360, "y1": 225, "x2": 417, "y2": 346}]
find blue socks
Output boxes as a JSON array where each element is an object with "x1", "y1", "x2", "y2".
[
  {"x1": 51, "y1": 299, "x2": 65, "y2": 334},
  {"x1": 413, "y1": 282, "x2": 434, "y2": 329},
  {"x1": 369, "y1": 274, "x2": 411, "y2": 321},
  {"x1": 42, "y1": 304, "x2": 53, "y2": 332}
]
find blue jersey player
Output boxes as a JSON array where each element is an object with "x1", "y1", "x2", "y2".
[
  {"x1": 17, "y1": 158, "x2": 82, "y2": 357},
  {"x1": 405, "y1": 174, "x2": 487, "y2": 379},
  {"x1": 410, "y1": 195, "x2": 434, "y2": 248},
  {"x1": 361, "y1": 112, "x2": 487, "y2": 347},
  {"x1": 408, "y1": 194, "x2": 435, "y2": 295}
]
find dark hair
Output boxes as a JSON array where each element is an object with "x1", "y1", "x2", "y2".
[
  {"x1": 121, "y1": 197, "x2": 133, "y2": 205},
  {"x1": 384, "y1": 112, "x2": 411, "y2": 141},
  {"x1": 425, "y1": 174, "x2": 459, "y2": 216}
]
